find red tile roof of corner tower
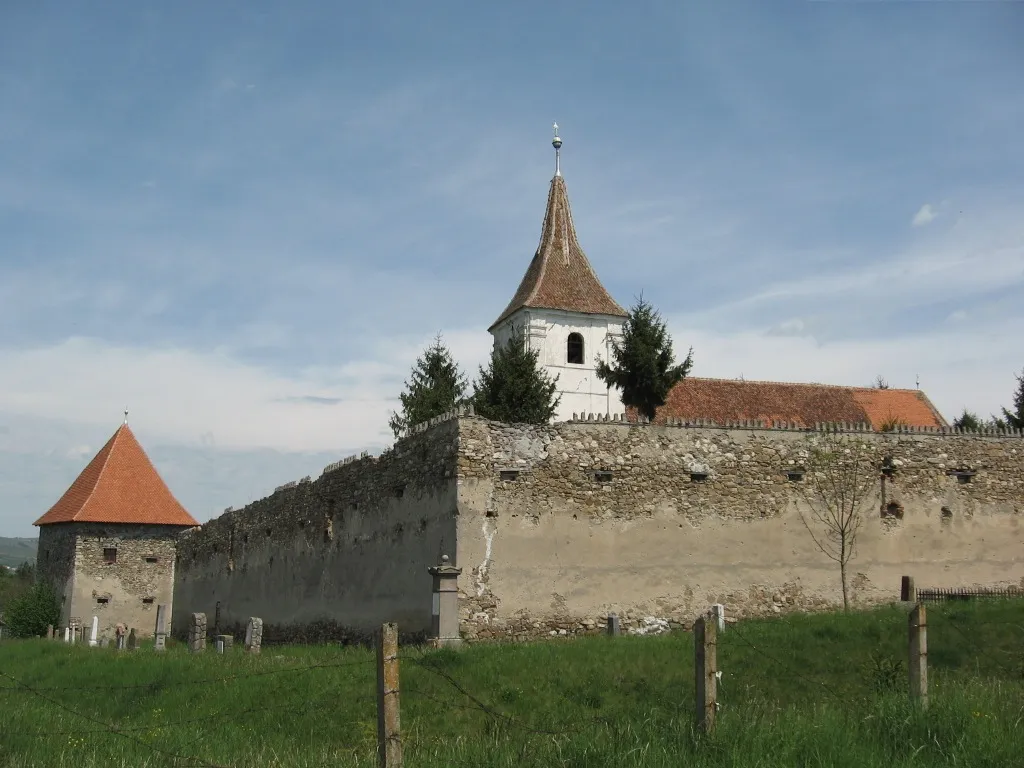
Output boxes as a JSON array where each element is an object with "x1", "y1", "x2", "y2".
[
  {"x1": 489, "y1": 173, "x2": 627, "y2": 331},
  {"x1": 34, "y1": 424, "x2": 199, "y2": 527},
  {"x1": 642, "y1": 378, "x2": 947, "y2": 430}
]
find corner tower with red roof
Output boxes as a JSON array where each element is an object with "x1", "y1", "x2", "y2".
[
  {"x1": 489, "y1": 125, "x2": 628, "y2": 421},
  {"x1": 34, "y1": 421, "x2": 199, "y2": 639}
]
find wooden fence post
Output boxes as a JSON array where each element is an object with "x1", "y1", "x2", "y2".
[
  {"x1": 908, "y1": 604, "x2": 928, "y2": 708},
  {"x1": 376, "y1": 622, "x2": 402, "y2": 768},
  {"x1": 694, "y1": 613, "x2": 717, "y2": 733}
]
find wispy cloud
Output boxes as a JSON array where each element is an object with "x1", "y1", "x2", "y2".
[{"x1": 912, "y1": 203, "x2": 937, "y2": 227}]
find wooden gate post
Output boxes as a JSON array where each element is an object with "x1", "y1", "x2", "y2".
[
  {"x1": 694, "y1": 612, "x2": 718, "y2": 733},
  {"x1": 376, "y1": 622, "x2": 402, "y2": 767},
  {"x1": 908, "y1": 603, "x2": 928, "y2": 708}
]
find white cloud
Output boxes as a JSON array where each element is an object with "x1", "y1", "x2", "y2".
[
  {"x1": 0, "y1": 332, "x2": 492, "y2": 454},
  {"x1": 912, "y1": 203, "x2": 937, "y2": 227}
]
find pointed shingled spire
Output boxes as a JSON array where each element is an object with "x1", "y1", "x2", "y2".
[
  {"x1": 489, "y1": 131, "x2": 626, "y2": 331},
  {"x1": 34, "y1": 424, "x2": 199, "y2": 527}
]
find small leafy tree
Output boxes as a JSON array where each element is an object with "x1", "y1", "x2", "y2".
[
  {"x1": 389, "y1": 333, "x2": 468, "y2": 437},
  {"x1": 1001, "y1": 368, "x2": 1024, "y2": 429},
  {"x1": 595, "y1": 296, "x2": 693, "y2": 421},
  {"x1": 472, "y1": 328, "x2": 560, "y2": 424},
  {"x1": 795, "y1": 432, "x2": 877, "y2": 611},
  {"x1": 4, "y1": 581, "x2": 60, "y2": 638}
]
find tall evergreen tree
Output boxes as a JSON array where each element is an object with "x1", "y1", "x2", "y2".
[
  {"x1": 472, "y1": 329, "x2": 560, "y2": 424},
  {"x1": 388, "y1": 333, "x2": 467, "y2": 437},
  {"x1": 1001, "y1": 368, "x2": 1024, "y2": 429},
  {"x1": 595, "y1": 296, "x2": 693, "y2": 421}
]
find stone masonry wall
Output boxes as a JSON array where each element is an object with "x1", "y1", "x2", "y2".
[
  {"x1": 36, "y1": 524, "x2": 78, "y2": 627},
  {"x1": 455, "y1": 416, "x2": 1024, "y2": 641},
  {"x1": 172, "y1": 415, "x2": 462, "y2": 643},
  {"x1": 57, "y1": 523, "x2": 182, "y2": 639}
]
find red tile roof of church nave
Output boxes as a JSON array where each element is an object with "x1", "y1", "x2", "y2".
[
  {"x1": 489, "y1": 174, "x2": 627, "y2": 330},
  {"x1": 34, "y1": 424, "x2": 199, "y2": 527},
  {"x1": 649, "y1": 377, "x2": 947, "y2": 431}
]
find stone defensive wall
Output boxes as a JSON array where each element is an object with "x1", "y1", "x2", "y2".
[
  {"x1": 456, "y1": 414, "x2": 1024, "y2": 640},
  {"x1": 172, "y1": 411, "x2": 463, "y2": 643},
  {"x1": 174, "y1": 408, "x2": 1024, "y2": 644}
]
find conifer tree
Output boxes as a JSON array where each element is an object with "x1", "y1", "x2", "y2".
[
  {"x1": 1001, "y1": 368, "x2": 1024, "y2": 429},
  {"x1": 952, "y1": 409, "x2": 981, "y2": 430},
  {"x1": 595, "y1": 296, "x2": 693, "y2": 421},
  {"x1": 472, "y1": 328, "x2": 560, "y2": 424},
  {"x1": 389, "y1": 333, "x2": 467, "y2": 437}
]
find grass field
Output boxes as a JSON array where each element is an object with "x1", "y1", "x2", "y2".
[
  {"x1": 0, "y1": 538, "x2": 36, "y2": 569},
  {"x1": 1, "y1": 600, "x2": 1023, "y2": 767}
]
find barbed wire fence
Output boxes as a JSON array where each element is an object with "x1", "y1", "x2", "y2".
[{"x1": 2, "y1": 574, "x2": 1022, "y2": 767}]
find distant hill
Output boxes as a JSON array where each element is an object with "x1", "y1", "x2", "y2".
[{"x1": 0, "y1": 538, "x2": 37, "y2": 568}]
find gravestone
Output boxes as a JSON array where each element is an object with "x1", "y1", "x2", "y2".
[
  {"x1": 154, "y1": 605, "x2": 168, "y2": 651},
  {"x1": 115, "y1": 623, "x2": 126, "y2": 651},
  {"x1": 127, "y1": 628, "x2": 137, "y2": 651},
  {"x1": 244, "y1": 617, "x2": 263, "y2": 654},
  {"x1": 217, "y1": 634, "x2": 234, "y2": 652},
  {"x1": 189, "y1": 613, "x2": 207, "y2": 652},
  {"x1": 100, "y1": 636, "x2": 110, "y2": 649}
]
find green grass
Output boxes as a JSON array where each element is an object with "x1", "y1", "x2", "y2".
[{"x1": 1, "y1": 600, "x2": 1023, "y2": 767}]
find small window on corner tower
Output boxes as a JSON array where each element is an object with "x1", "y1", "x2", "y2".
[
  {"x1": 567, "y1": 333, "x2": 584, "y2": 365},
  {"x1": 103, "y1": 548, "x2": 117, "y2": 565}
]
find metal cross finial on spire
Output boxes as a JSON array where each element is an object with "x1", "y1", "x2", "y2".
[
  {"x1": 123, "y1": 409, "x2": 129, "y2": 425},
  {"x1": 552, "y1": 122, "x2": 562, "y2": 177}
]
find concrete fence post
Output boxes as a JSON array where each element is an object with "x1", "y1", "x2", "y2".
[
  {"x1": 245, "y1": 617, "x2": 263, "y2": 654},
  {"x1": 909, "y1": 604, "x2": 928, "y2": 708},
  {"x1": 901, "y1": 575, "x2": 917, "y2": 602},
  {"x1": 154, "y1": 605, "x2": 168, "y2": 651},
  {"x1": 189, "y1": 613, "x2": 207, "y2": 653},
  {"x1": 606, "y1": 613, "x2": 621, "y2": 637},
  {"x1": 694, "y1": 612, "x2": 718, "y2": 734},
  {"x1": 427, "y1": 555, "x2": 463, "y2": 648},
  {"x1": 376, "y1": 622, "x2": 402, "y2": 768}
]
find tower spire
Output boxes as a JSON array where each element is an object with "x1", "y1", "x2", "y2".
[{"x1": 552, "y1": 122, "x2": 562, "y2": 177}]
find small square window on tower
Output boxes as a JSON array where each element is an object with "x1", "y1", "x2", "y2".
[{"x1": 103, "y1": 547, "x2": 117, "y2": 565}]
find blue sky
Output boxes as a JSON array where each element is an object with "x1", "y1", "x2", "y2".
[{"x1": 2, "y1": 1, "x2": 1022, "y2": 536}]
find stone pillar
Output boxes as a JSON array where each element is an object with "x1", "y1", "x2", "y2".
[
  {"x1": 89, "y1": 616, "x2": 99, "y2": 647},
  {"x1": 154, "y1": 605, "x2": 168, "y2": 651},
  {"x1": 606, "y1": 614, "x2": 621, "y2": 637},
  {"x1": 189, "y1": 613, "x2": 207, "y2": 653},
  {"x1": 711, "y1": 603, "x2": 726, "y2": 632},
  {"x1": 901, "y1": 575, "x2": 917, "y2": 603},
  {"x1": 244, "y1": 617, "x2": 263, "y2": 654},
  {"x1": 428, "y1": 555, "x2": 463, "y2": 648}
]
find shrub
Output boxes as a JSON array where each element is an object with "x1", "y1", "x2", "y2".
[{"x1": 4, "y1": 582, "x2": 60, "y2": 638}]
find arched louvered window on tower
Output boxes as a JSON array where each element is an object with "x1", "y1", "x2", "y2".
[{"x1": 567, "y1": 333, "x2": 584, "y2": 365}]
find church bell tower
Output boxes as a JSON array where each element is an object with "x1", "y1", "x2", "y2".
[{"x1": 488, "y1": 125, "x2": 627, "y2": 421}]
